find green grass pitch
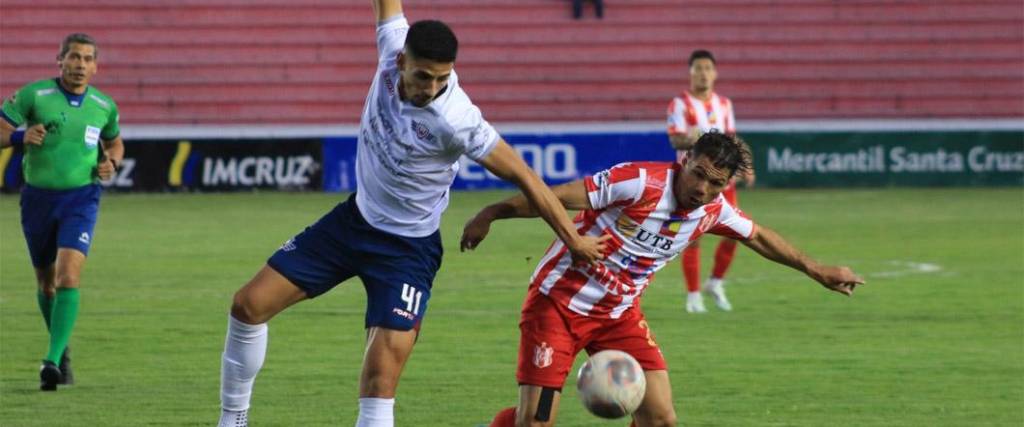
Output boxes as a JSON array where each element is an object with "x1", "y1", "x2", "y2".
[{"x1": 1, "y1": 188, "x2": 1022, "y2": 426}]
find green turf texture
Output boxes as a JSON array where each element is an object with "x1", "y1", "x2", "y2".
[{"x1": 1, "y1": 188, "x2": 1021, "y2": 426}]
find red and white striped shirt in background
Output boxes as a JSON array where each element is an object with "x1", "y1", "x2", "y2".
[
  {"x1": 528, "y1": 162, "x2": 756, "y2": 319},
  {"x1": 667, "y1": 92, "x2": 736, "y2": 161}
]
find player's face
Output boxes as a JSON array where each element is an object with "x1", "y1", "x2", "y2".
[
  {"x1": 58, "y1": 43, "x2": 97, "y2": 92},
  {"x1": 689, "y1": 58, "x2": 717, "y2": 93},
  {"x1": 397, "y1": 52, "x2": 454, "y2": 108},
  {"x1": 675, "y1": 155, "x2": 732, "y2": 210}
]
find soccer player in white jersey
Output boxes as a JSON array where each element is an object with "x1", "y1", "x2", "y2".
[
  {"x1": 667, "y1": 49, "x2": 755, "y2": 313},
  {"x1": 463, "y1": 133, "x2": 863, "y2": 426},
  {"x1": 216, "y1": 1, "x2": 607, "y2": 426}
]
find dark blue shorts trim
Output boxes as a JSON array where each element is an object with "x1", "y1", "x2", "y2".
[
  {"x1": 267, "y1": 193, "x2": 442, "y2": 330},
  {"x1": 20, "y1": 184, "x2": 101, "y2": 267}
]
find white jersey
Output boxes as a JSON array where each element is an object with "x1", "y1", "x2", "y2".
[
  {"x1": 528, "y1": 162, "x2": 755, "y2": 319},
  {"x1": 356, "y1": 16, "x2": 500, "y2": 237}
]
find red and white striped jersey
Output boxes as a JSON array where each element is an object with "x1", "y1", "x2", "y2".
[
  {"x1": 667, "y1": 92, "x2": 736, "y2": 161},
  {"x1": 528, "y1": 162, "x2": 756, "y2": 319}
]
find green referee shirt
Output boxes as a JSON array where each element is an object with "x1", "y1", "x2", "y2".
[{"x1": 2, "y1": 78, "x2": 120, "y2": 190}]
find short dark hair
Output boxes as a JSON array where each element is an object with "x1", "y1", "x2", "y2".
[
  {"x1": 405, "y1": 20, "x2": 458, "y2": 62},
  {"x1": 688, "y1": 49, "x2": 715, "y2": 66},
  {"x1": 58, "y1": 33, "x2": 98, "y2": 60},
  {"x1": 689, "y1": 131, "x2": 752, "y2": 178}
]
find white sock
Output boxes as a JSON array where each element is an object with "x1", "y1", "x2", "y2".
[
  {"x1": 220, "y1": 315, "x2": 268, "y2": 412},
  {"x1": 687, "y1": 290, "x2": 702, "y2": 299},
  {"x1": 356, "y1": 397, "x2": 395, "y2": 427},
  {"x1": 218, "y1": 408, "x2": 248, "y2": 427},
  {"x1": 707, "y1": 277, "x2": 724, "y2": 288}
]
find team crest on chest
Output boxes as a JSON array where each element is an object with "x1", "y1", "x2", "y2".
[
  {"x1": 411, "y1": 120, "x2": 435, "y2": 142},
  {"x1": 616, "y1": 215, "x2": 640, "y2": 239}
]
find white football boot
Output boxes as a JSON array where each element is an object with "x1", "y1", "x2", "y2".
[
  {"x1": 704, "y1": 277, "x2": 732, "y2": 311},
  {"x1": 685, "y1": 291, "x2": 707, "y2": 313}
]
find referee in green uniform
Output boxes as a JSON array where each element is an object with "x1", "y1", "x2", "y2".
[{"x1": 0, "y1": 33, "x2": 124, "y2": 391}]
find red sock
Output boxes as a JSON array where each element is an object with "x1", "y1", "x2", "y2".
[
  {"x1": 711, "y1": 238, "x2": 738, "y2": 279},
  {"x1": 682, "y1": 243, "x2": 701, "y2": 292},
  {"x1": 490, "y1": 407, "x2": 517, "y2": 427}
]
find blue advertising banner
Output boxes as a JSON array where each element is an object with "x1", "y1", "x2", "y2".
[{"x1": 322, "y1": 132, "x2": 677, "y2": 192}]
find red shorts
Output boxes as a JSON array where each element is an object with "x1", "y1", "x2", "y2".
[{"x1": 516, "y1": 290, "x2": 667, "y2": 389}]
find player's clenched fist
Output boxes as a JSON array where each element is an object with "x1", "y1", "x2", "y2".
[
  {"x1": 460, "y1": 212, "x2": 493, "y2": 252},
  {"x1": 24, "y1": 124, "x2": 47, "y2": 145},
  {"x1": 96, "y1": 156, "x2": 117, "y2": 180}
]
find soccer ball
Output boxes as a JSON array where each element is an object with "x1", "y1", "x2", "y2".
[{"x1": 576, "y1": 350, "x2": 647, "y2": 419}]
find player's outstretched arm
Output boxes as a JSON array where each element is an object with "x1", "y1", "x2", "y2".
[
  {"x1": 741, "y1": 225, "x2": 865, "y2": 296},
  {"x1": 460, "y1": 179, "x2": 591, "y2": 252},
  {"x1": 372, "y1": 0, "x2": 403, "y2": 23},
  {"x1": 470, "y1": 139, "x2": 609, "y2": 262}
]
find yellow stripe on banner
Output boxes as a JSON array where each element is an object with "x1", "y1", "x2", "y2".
[
  {"x1": 168, "y1": 141, "x2": 191, "y2": 187},
  {"x1": 0, "y1": 147, "x2": 13, "y2": 189}
]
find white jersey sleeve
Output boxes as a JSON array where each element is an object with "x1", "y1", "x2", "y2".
[
  {"x1": 724, "y1": 97, "x2": 737, "y2": 134},
  {"x1": 707, "y1": 196, "x2": 755, "y2": 240},
  {"x1": 585, "y1": 162, "x2": 646, "y2": 210},
  {"x1": 442, "y1": 88, "x2": 499, "y2": 161},
  {"x1": 376, "y1": 15, "x2": 408, "y2": 62},
  {"x1": 666, "y1": 97, "x2": 689, "y2": 136}
]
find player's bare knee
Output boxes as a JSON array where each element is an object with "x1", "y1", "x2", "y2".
[
  {"x1": 637, "y1": 413, "x2": 677, "y2": 427},
  {"x1": 37, "y1": 284, "x2": 56, "y2": 298},
  {"x1": 35, "y1": 277, "x2": 57, "y2": 296},
  {"x1": 230, "y1": 291, "x2": 267, "y2": 324},
  {"x1": 55, "y1": 272, "x2": 80, "y2": 288},
  {"x1": 654, "y1": 413, "x2": 678, "y2": 427},
  {"x1": 361, "y1": 374, "x2": 399, "y2": 397}
]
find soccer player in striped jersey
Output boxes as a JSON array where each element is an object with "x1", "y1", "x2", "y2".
[
  {"x1": 216, "y1": 1, "x2": 607, "y2": 426},
  {"x1": 465, "y1": 132, "x2": 863, "y2": 426},
  {"x1": 667, "y1": 49, "x2": 755, "y2": 313},
  {"x1": 1, "y1": 33, "x2": 124, "y2": 391}
]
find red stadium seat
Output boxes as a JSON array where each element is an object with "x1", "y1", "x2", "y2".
[{"x1": 1, "y1": 0, "x2": 1021, "y2": 123}]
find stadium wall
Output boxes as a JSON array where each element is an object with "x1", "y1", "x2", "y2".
[
  {"x1": 2, "y1": 121, "x2": 1020, "y2": 192},
  {"x1": 330, "y1": 121, "x2": 1024, "y2": 189}
]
